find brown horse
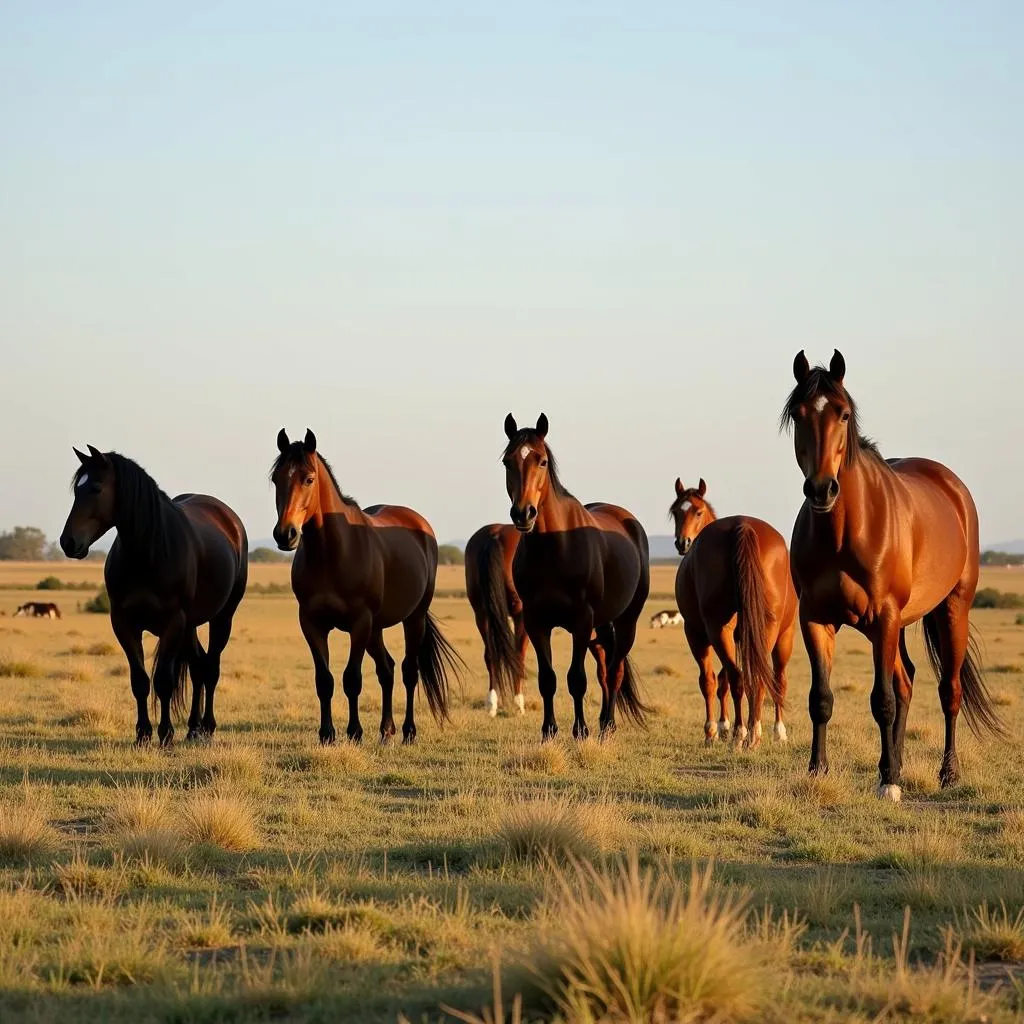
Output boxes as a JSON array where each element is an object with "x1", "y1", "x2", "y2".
[
  {"x1": 781, "y1": 350, "x2": 1003, "y2": 799},
  {"x1": 14, "y1": 601, "x2": 62, "y2": 619},
  {"x1": 465, "y1": 523, "x2": 528, "y2": 717},
  {"x1": 59, "y1": 446, "x2": 248, "y2": 746},
  {"x1": 271, "y1": 428, "x2": 463, "y2": 745},
  {"x1": 670, "y1": 477, "x2": 795, "y2": 749},
  {"x1": 486, "y1": 413, "x2": 650, "y2": 741}
]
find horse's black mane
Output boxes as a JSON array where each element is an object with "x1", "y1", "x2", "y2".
[
  {"x1": 502, "y1": 430, "x2": 575, "y2": 501},
  {"x1": 72, "y1": 452, "x2": 192, "y2": 564},
  {"x1": 270, "y1": 444, "x2": 360, "y2": 508},
  {"x1": 778, "y1": 367, "x2": 883, "y2": 467},
  {"x1": 668, "y1": 490, "x2": 716, "y2": 520}
]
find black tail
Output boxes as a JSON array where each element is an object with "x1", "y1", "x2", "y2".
[
  {"x1": 471, "y1": 533, "x2": 522, "y2": 701},
  {"x1": 732, "y1": 522, "x2": 783, "y2": 708},
  {"x1": 616, "y1": 655, "x2": 651, "y2": 728},
  {"x1": 418, "y1": 612, "x2": 467, "y2": 726},
  {"x1": 152, "y1": 628, "x2": 195, "y2": 721},
  {"x1": 922, "y1": 613, "x2": 1005, "y2": 739}
]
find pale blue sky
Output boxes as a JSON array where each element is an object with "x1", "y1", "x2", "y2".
[{"x1": 2, "y1": 2, "x2": 1021, "y2": 549}]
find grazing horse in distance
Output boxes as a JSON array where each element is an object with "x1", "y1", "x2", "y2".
[
  {"x1": 782, "y1": 350, "x2": 1002, "y2": 800},
  {"x1": 271, "y1": 428, "x2": 463, "y2": 745},
  {"x1": 649, "y1": 609, "x2": 682, "y2": 629},
  {"x1": 670, "y1": 477, "x2": 795, "y2": 748},
  {"x1": 59, "y1": 446, "x2": 248, "y2": 746},
  {"x1": 465, "y1": 523, "x2": 528, "y2": 717},
  {"x1": 15, "y1": 601, "x2": 61, "y2": 619},
  {"x1": 486, "y1": 413, "x2": 650, "y2": 741}
]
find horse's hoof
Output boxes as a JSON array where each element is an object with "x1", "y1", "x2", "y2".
[
  {"x1": 134, "y1": 729, "x2": 152, "y2": 747},
  {"x1": 345, "y1": 727, "x2": 362, "y2": 744},
  {"x1": 939, "y1": 765, "x2": 961, "y2": 789},
  {"x1": 773, "y1": 722, "x2": 788, "y2": 744},
  {"x1": 486, "y1": 690, "x2": 499, "y2": 717},
  {"x1": 808, "y1": 760, "x2": 829, "y2": 777},
  {"x1": 158, "y1": 732, "x2": 174, "y2": 749},
  {"x1": 877, "y1": 784, "x2": 902, "y2": 803},
  {"x1": 718, "y1": 719, "x2": 731, "y2": 740},
  {"x1": 541, "y1": 725, "x2": 558, "y2": 743},
  {"x1": 514, "y1": 693, "x2": 525, "y2": 715},
  {"x1": 572, "y1": 723, "x2": 589, "y2": 741},
  {"x1": 320, "y1": 728, "x2": 337, "y2": 746}
]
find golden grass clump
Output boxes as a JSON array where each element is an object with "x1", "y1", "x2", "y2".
[
  {"x1": 176, "y1": 896, "x2": 235, "y2": 949},
  {"x1": 105, "y1": 783, "x2": 173, "y2": 836},
  {"x1": 0, "y1": 788, "x2": 62, "y2": 863},
  {"x1": 502, "y1": 742, "x2": 568, "y2": 776},
  {"x1": 523, "y1": 854, "x2": 793, "y2": 1023},
  {"x1": 498, "y1": 795, "x2": 624, "y2": 865},
  {"x1": 308, "y1": 740, "x2": 371, "y2": 774},
  {"x1": 181, "y1": 785, "x2": 259, "y2": 853},
  {"x1": 955, "y1": 900, "x2": 1024, "y2": 962},
  {"x1": 119, "y1": 827, "x2": 186, "y2": 869}
]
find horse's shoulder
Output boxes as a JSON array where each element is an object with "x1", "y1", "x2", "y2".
[{"x1": 364, "y1": 504, "x2": 435, "y2": 538}]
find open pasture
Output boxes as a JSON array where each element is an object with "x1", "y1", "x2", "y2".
[{"x1": 1, "y1": 560, "x2": 1024, "y2": 1021}]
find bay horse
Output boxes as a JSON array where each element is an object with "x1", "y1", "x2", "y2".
[
  {"x1": 670, "y1": 477, "x2": 795, "y2": 749},
  {"x1": 270, "y1": 428, "x2": 463, "y2": 744},
  {"x1": 649, "y1": 609, "x2": 683, "y2": 629},
  {"x1": 465, "y1": 523, "x2": 527, "y2": 717},
  {"x1": 782, "y1": 350, "x2": 1003, "y2": 799},
  {"x1": 59, "y1": 446, "x2": 248, "y2": 746},
  {"x1": 487, "y1": 413, "x2": 650, "y2": 741}
]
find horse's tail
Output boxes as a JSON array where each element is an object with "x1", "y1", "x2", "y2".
[
  {"x1": 732, "y1": 521, "x2": 782, "y2": 708},
  {"x1": 418, "y1": 612, "x2": 467, "y2": 725},
  {"x1": 922, "y1": 613, "x2": 1006, "y2": 739},
  {"x1": 152, "y1": 628, "x2": 195, "y2": 721},
  {"x1": 616, "y1": 655, "x2": 651, "y2": 728},
  {"x1": 471, "y1": 532, "x2": 522, "y2": 702}
]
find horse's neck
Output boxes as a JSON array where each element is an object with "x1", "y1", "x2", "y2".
[
  {"x1": 307, "y1": 462, "x2": 364, "y2": 535},
  {"x1": 819, "y1": 454, "x2": 885, "y2": 546},
  {"x1": 699, "y1": 506, "x2": 717, "y2": 532},
  {"x1": 114, "y1": 481, "x2": 186, "y2": 562},
  {"x1": 534, "y1": 488, "x2": 589, "y2": 533}
]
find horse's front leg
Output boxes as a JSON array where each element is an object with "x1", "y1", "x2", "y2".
[
  {"x1": 567, "y1": 611, "x2": 594, "y2": 740},
  {"x1": 803, "y1": 615, "x2": 836, "y2": 776},
  {"x1": 111, "y1": 614, "x2": 152, "y2": 745},
  {"x1": 299, "y1": 608, "x2": 335, "y2": 744},
  {"x1": 526, "y1": 615, "x2": 558, "y2": 741},
  {"x1": 153, "y1": 612, "x2": 188, "y2": 747},
  {"x1": 871, "y1": 607, "x2": 902, "y2": 801},
  {"x1": 343, "y1": 612, "x2": 372, "y2": 743}
]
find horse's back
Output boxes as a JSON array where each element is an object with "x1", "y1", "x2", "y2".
[
  {"x1": 173, "y1": 494, "x2": 248, "y2": 604},
  {"x1": 678, "y1": 515, "x2": 795, "y2": 631},
  {"x1": 175, "y1": 494, "x2": 247, "y2": 552}
]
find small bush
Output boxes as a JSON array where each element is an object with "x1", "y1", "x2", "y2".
[
  {"x1": 437, "y1": 544, "x2": 464, "y2": 566},
  {"x1": 36, "y1": 575, "x2": 63, "y2": 590},
  {"x1": 248, "y1": 546, "x2": 289, "y2": 563},
  {"x1": 83, "y1": 587, "x2": 111, "y2": 614},
  {"x1": 1016, "y1": 613, "x2": 1024, "y2": 626},
  {"x1": 972, "y1": 588, "x2": 1023, "y2": 609},
  {"x1": 0, "y1": 658, "x2": 41, "y2": 679}
]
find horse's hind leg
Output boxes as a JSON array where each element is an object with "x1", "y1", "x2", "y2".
[
  {"x1": 928, "y1": 585, "x2": 975, "y2": 788},
  {"x1": 512, "y1": 611, "x2": 529, "y2": 715},
  {"x1": 567, "y1": 612, "x2": 595, "y2": 740},
  {"x1": 685, "y1": 620, "x2": 718, "y2": 746},
  {"x1": 771, "y1": 620, "x2": 794, "y2": 744},
  {"x1": 716, "y1": 669, "x2": 731, "y2": 740},
  {"x1": 401, "y1": 612, "x2": 426, "y2": 744},
  {"x1": 892, "y1": 628, "x2": 915, "y2": 775},
  {"x1": 186, "y1": 632, "x2": 208, "y2": 740},
  {"x1": 198, "y1": 604, "x2": 240, "y2": 738},
  {"x1": 369, "y1": 628, "x2": 397, "y2": 742},
  {"x1": 475, "y1": 609, "x2": 499, "y2": 717},
  {"x1": 711, "y1": 629, "x2": 746, "y2": 747}
]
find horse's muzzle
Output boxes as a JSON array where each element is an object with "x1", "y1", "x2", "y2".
[
  {"x1": 273, "y1": 524, "x2": 300, "y2": 551},
  {"x1": 803, "y1": 476, "x2": 839, "y2": 514},
  {"x1": 675, "y1": 537, "x2": 692, "y2": 556},
  {"x1": 59, "y1": 532, "x2": 88, "y2": 560},
  {"x1": 510, "y1": 504, "x2": 537, "y2": 533}
]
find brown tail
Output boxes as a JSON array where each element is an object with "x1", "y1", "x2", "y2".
[
  {"x1": 732, "y1": 522, "x2": 783, "y2": 708},
  {"x1": 616, "y1": 655, "x2": 650, "y2": 728},
  {"x1": 417, "y1": 612, "x2": 467, "y2": 725},
  {"x1": 922, "y1": 613, "x2": 1005, "y2": 739},
  {"x1": 471, "y1": 532, "x2": 522, "y2": 701}
]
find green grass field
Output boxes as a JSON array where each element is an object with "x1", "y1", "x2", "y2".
[{"x1": 1, "y1": 560, "x2": 1024, "y2": 1022}]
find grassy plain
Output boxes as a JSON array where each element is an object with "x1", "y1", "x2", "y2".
[{"x1": 1, "y1": 560, "x2": 1024, "y2": 1022}]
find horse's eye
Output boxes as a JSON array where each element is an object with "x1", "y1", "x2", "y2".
[
  {"x1": 840, "y1": 411, "x2": 850, "y2": 423},
  {"x1": 539, "y1": 459, "x2": 548, "y2": 468},
  {"x1": 304, "y1": 476, "x2": 314, "y2": 486}
]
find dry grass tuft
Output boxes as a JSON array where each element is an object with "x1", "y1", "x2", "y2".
[
  {"x1": 176, "y1": 895, "x2": 235, "y2": 949},
  {"x1": 308, "y1": 741, "x2": 371, "y2": 774},
  {"x1": 0, "y1": 656, "x2": 42, "y2": 678},
  {"x1": 522, "y1": 854, "x2": 793, "y2": 1023},
  {"x1": 498, "y1": 794, "x2": 624, "y2": 865},
  {"x1": 791, "y1": 767, "x2": 853, "y2": 808},
  {"x1": 955, "y1": 900, "x2": 1024, "y2": 962},
  {"x1": 502, "y1": 743, "x2": 568, "y2": 776},
  {"x1": 571, "y1": 737, "x2": 615, "y2": 770},
  {"x1": 105, "y1": 784, "x2": 173, "y2": 836},
  {"x1": 118, "y1": 827, "x2": 186, "y2": 869},
  {"x1": 0, "y1": 788, "x2": 62, "y2": 863},
  {"x1": 181, "y1": 785, "x2": 259, "y2": 853}
]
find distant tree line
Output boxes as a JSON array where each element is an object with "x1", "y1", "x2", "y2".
[{"x1": 981, "y1": 550, "x2": 1024, "y2": 567}]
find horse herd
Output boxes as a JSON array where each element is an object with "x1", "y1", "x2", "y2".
[{"x1": 50, "y1": 350, "x2": 1002, "y2": 803}]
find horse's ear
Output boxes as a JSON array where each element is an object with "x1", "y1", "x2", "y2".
[
  {"x1": 73, "y1": 447, "x2": 89, "y2": 466},
  {"x1": 793, "y1": 350, "x2": 810, "y2": 383},
  {"x1": 535, "y1": 413, "x2": 549, "y2": 439},
  {"x1": 829, "y1": 349, "x2": 846, "y2": 383},
  {"x1": 698, "y1": 478, "x2": 707, "y2": 496},
  {"x1": 86, "y1": 445, "x2": 107, "y2": 465},
  {"x1": 504, "y1": 413, "x2": 518, "y2": 440},
  {"x1": 303, "y1": 429, "x2": 317, "y2": 453},
  {"x1": 277, "y1": 428, "x2": 290, "y2": 454},
  {"x1": 674, "y1": 477, "x2": 685, "y2": 496}
]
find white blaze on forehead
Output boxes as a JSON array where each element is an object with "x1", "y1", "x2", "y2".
[
  {"x1": 519, "y1": 445, "x2": 531, "y2": 461},
  {"x1": 76, "y1": 474, "x2": 89, "y2": 489},
  {"x1": 680, "y1": 501, "x2": 691, "y2": 511},
  {"x1": 812, "y1": 394, "x2": 829, "y2": 413}
]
